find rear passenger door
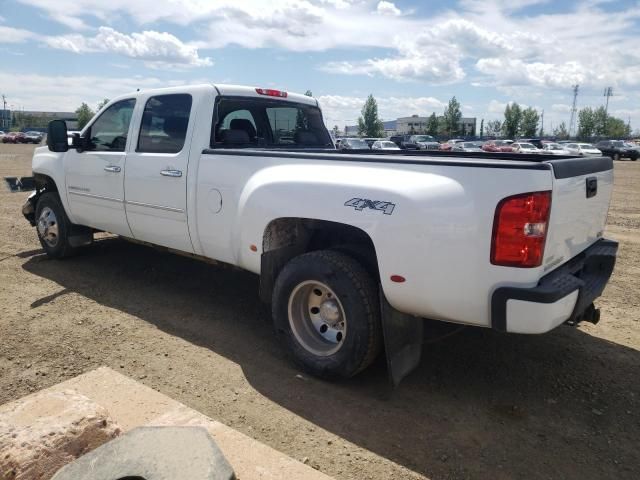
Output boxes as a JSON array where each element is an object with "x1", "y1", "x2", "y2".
[{"x1": 124, "y1": 93, "x2": 195, "y2": 253}]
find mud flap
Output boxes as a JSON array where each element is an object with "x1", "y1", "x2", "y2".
[{"x1": 380, "y1": 292, "x2": 423, "y2": 388}]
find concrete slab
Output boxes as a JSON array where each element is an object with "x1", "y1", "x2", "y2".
[{"x1": 2, "y1": 367, "x2": 332, "y2": 480}]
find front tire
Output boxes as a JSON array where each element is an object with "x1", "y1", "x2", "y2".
[
  {"x1": 613, "y1": 153, "x2": 621, "y2": 161},
  {"x1": 272, "y1": 250, "x2": 382, "y2": 379},
  {"x1": 35, "y1": 192, "x2": 77, "y2": 258}
]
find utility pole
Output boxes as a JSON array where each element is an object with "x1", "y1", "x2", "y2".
[
  {"x1": 603, "y1": 87, "x2": 613, "y2": 136},
  {"x1": 568, "y1": 85, "x2": 579, "y2": 138},
  {"x1": 1, "y1": 95, "x2": 6, "y2": 130},
  {"x1": 540, "y1": 109, "x2": 544, "y2": 137}
]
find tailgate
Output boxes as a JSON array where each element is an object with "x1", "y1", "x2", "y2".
[{"x1": 543, "y1": 157, "x2": 614, "y2": 272}]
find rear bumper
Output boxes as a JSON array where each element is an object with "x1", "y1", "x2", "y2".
[{"x1": 491, "y1": 239, "x2": 618, "y2": 334}]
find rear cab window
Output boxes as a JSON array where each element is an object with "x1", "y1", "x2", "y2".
[{"x1": 213, "y1": 97, "x2": 332, "y2": 149}]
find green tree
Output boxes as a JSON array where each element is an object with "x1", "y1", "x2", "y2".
[
  {"x1": 554, "y1": 121, "x2": 569, "y2": 139},
  {"x1": 502, "y1": 102, "x2": 522, "y2": 138},
  {"x1": 76, "y1": 102, "x2": 95, "y2": 130},
  {"x1": 485, "y1": 119, "x2": 501, "y2": 137},
  {"x1": 97, "y1": 98, "x2": 110, "y2": 111},
  {"x1": 577, "y1": 107, "x2": 596, "y2": 139},
  {"x1": 591, "y1": 106, "x2": 608, "y2": 137},
  {"x1": 442, "y1": 96, "x2": 462, "y2": 137},
  {"x1": 357, "y1": 94, "x2": 384, "y2": 137},
  {"x1": 520, "y1": 107, "x2": 539, "y2": 137},
  {"x1": 607, "y1": 116, "x2": 631, "y2": 138},
  {"x1": 426, "y1": 113, "x2": 438, "y2": 136},
  {"x1": 480, "y1": 118, "x2": 484, "y2": 139}
]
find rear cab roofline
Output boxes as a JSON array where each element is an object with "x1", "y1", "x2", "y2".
[{"x1": 213, "y1": 84, "x2": 319, "y2": 107}]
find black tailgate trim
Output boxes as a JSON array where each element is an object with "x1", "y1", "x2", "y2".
[{"x1": 546, "y1": 156, "x2": 613, "y2": 179}]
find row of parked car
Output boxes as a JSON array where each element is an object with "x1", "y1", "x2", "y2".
[
  {"x1": 0, "y1": 131, "x2": 44, "y2": 144},
  {"x1": 335, "y1": 135, "x2": 640, "y2": 160}
]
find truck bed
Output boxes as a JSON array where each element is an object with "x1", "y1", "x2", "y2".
[{"x1": 202, "y1": 147, "x2": 613, "y2": 179}]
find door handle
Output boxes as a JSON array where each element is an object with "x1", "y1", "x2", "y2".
[
  {"x1": 104, "y1": 165, "x2": 121, "y2": 173},
  {"x1": 160, "y1": 169, "x2": 182, "y2": 178}
]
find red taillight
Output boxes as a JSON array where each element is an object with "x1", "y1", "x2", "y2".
[
  {"x1": 491, "y1": 191, "x2": 552, "y2": 268},
  {"x1": 255, "y1": 88, "x2": 287, "y2": 98}
]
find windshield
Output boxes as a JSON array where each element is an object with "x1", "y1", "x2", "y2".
[
  {"x1": 611, "y1": 141, "x2": 625, "y2": 147},
  {"x1": 214, "y1": 97, "x2": 332, "y2": 148},
  {"x1": 579, "y1": 144, "x2": 594, "y2": 148},
  {"x1": 413, "y1": 135, "x2": 434, "y2": 142},
  {"x1": 381, "y1": 141, "x2": 398, "y2": 148},
  {"x1": 462, "y1": 142, "x2": 477, "y2": 148},
  {"x1": 519, "y1": 143, "x2": 535, "y2": 149}
]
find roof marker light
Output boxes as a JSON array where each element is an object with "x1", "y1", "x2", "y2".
[{"x1": 255, "y1": 88, "x2": 287, "y2": 98}]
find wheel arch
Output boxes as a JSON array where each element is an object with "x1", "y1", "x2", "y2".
[
  {"x1": 34, "y1": 173, "x2": 59, "y2": 192},
  {"x1": 259, "y1": 217, "x2": 379, "y2": 303}
]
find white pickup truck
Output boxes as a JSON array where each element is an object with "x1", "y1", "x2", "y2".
[{"x1": 23, "y1": 84, "x2": 618, "y2": 385}]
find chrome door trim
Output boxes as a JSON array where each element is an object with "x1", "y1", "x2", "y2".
[
  {"x1": 68, "y1": 190, "x2": 123, "y2": 203},
  {"x1": 125, "y1": 200, "x2": 184, "y2": 213}
]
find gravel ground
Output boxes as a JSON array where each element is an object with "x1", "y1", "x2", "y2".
[{"x1": 1, "y1": 143, "x2": 638, "y2": 480}]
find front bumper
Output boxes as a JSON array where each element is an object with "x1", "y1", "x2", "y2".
[
  {"x1": 22, "y1": 191, "x2": 37, "y2": 226},
  {"x1": 491, "y1": 239, "x2": 618, "y2": 334}
]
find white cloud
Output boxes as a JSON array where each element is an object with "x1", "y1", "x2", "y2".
[
  {"x1": 0, "y1": 26, "x2": 38, "y2": 43},
  {"x1": 0, "y1": 72, "x2": 168, "y2": 111},
  {"x1": 488, "y1": 99, "x2": 507, "y2": 113},
  {"x1": 8, "y1": 0, "x2": 640, "y2": 129},
  {"x1": 45, "y1": 27, "x2": 212, "y2": 68},
  {"x1": 551, "y1": 103, "x2": 572, "y2": 113},
  {"x1": 318, "y1": 94, "x2": 446, "y2": 126},
  {"x1": 376, "y1": 1, "x2": 401, "y2": 16},
  {"x1": 322, "y1": 54, "x2": 465, "y2": 84}
]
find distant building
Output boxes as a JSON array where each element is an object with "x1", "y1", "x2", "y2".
[
  {"x1": 396, "y1": 115, "x2": 429, "y2": 134},
  {"x1": 457, "y1": 117, "x2": 477, "y2": 136},
  {"x1": 0, "y1": 109, "x2": 10, "y2": 130},
  {"x1": 22, "y1": 111, "x2": 79, "y2": 130},
  {"x1": 396, "y1": 114, "x2": 477, "y2": 136},
  {"x1": 343, "y1": 120, "x2": 397, "y2": 137}
]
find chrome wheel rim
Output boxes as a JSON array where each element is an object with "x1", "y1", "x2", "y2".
[
  {"x1": 288, "y1": 280, "x2": 347, "y2": 356},
  {"x1": 37, "y1": 207, "x2": 59, "y2": 247}
]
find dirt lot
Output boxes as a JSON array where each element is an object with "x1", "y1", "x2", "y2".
[{"x1": 1, "y1": 143, "x2": 638, "y2": 479}]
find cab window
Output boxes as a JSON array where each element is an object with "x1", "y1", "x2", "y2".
[
  {"x1": 137, "y1": 94, "x2": 192, "y2": 154},
  {"x1": 85, "y1": 99, "x2": 135, "y2": 152}
]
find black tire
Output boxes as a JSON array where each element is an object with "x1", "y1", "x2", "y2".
[
  {"x1": 35, "y1": 192, "x2": 77, "y2": 259},
  {"x1": 272, "y1": 250, "x2": 382, "y2": 379},
  {"x1": 613, "y1": 153, "x2": 621, "y2": 161}
]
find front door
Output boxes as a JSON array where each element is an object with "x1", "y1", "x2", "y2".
[
  {"x1": 124, "y1": 93, "x2": 195, "y2": 253},
  {"x1": 64, "y1": 98, "x2": 136, "y2": 236}
]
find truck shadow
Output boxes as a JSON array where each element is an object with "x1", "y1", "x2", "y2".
[{"x1": 21, "y1": 238, "x2": 640, "y2": 480}]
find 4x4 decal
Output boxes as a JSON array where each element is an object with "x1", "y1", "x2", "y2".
[{"x1": 344, "y1": 198, "x2": 396, "y2": 215}]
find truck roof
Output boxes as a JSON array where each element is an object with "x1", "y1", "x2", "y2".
[{"x1": 108, "y1": 83, "x2": 318, "y2": 107}]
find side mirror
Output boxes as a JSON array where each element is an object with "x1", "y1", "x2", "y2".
[
  {"x1": 47, "y1": 120, "x2": 68, "y2": 152},
  {"x1": 71, "y1": 132, "x2": 89, "y2": 152}
]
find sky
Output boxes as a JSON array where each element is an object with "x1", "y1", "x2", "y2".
[{"x1": 1, "y1": 0, "x2": 640, "y2": 133}]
